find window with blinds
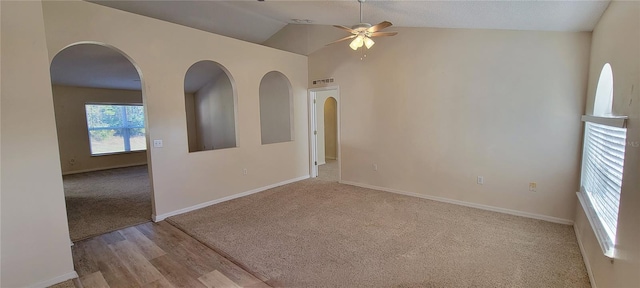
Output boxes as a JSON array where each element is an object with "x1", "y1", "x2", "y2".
[
  {"x1": 577, "y1": 63, "x2": 627, "y2": 258},
  {"x1": 580, "y1": 121, "x2": 626, "y2": 257}
]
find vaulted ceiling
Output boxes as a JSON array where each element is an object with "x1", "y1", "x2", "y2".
[
  {"x1": 90, "y1": 0, "x2": 611, "y2": 44},
  {"x1": 52, "y1": 0, "x2": 611, "y2": 90}
]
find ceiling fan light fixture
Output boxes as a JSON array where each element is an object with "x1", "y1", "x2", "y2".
[
  {"x1": 350, "y1": 35, "x2": 365, "y2": 50},
  {"x1": 327, "y1": 0, "x2": 397, "y2": 51},
  {"x1": 364, "y1": 37, "x2": 374, "y2": 49},
  {"x1": 349, "y1": 41, "x2": 359, "y2": 50}
]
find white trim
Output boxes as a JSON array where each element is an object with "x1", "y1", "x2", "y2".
[
  {"x1": 581, "y1": 115, "x2": 627, "y2": 128},
  {"x1": 340, "y1": 181, "x2": 574, "y2": 225},
  {"x1": 153, "y1": 175, "x2": 310, "y2": 222},
  {"x1": 308, "y1": 90, "x2": 318, "y2": 178},
  {"x1": 574, "y1": 224, "x2": 597, "y2": 288},
  {"x1": 28, "y1": 271, "x2": 78, "y2": 288},
  {"x1": 576, "y1": 191, "x2": 615, "y2": 258},
  {"x1": 308, "y1": 86, "x2": 341, "y2": 182},
  {"x1": 62, "y1": 162, "x2": 147, "y2": 175}
]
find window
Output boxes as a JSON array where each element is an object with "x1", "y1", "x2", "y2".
[
  {"x1": 85, "y1": 104, "x2": 146, "y2": 155},
  {"x1": 578, "y1": 63, "x2": 627, "y2": 258}
]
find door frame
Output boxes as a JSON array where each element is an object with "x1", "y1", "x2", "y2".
[{"x1": 308, "y1": 86, "x2": 341, "y2": 180}]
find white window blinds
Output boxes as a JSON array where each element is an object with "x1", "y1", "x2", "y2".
[{"x1": 579, "y1": 120, "x2": 627, "y2": 257}]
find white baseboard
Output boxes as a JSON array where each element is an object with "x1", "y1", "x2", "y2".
[
  {"x1": 28, "y1": 271, "x2": 78, "y2": 288},
  {"x1": 62, "y1": 162, "x2": 147, "y2": 175},
  {"x1": 340, "y1": 181, "x2": 574, "y2": 225},
  {"x1": 153, "y1": 175, "x2": 310, "y2": 222},
  {"x1": 574, "y1": 224, "x2": 597, "y2": 288}
]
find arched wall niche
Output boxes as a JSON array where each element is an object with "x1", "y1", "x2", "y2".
[
  {"x1": 184, "y1": 60, "x2": 238, "y2": 152},
  {"x1": 259, "y1": 71, "x2": 294, "y2": 145}
]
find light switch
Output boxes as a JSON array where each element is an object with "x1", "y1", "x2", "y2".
[{"x1": 153, "y1": 140, "x2": 163, "y2": 148}]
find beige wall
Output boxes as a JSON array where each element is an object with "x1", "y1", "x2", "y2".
[
  {"x1": 1, "y1": 1, "x2": 75, "y2": 287},
  {"x1": 1, "y1": 1, "x2": 3, "y2": 283},
  {"x1": 52, "y1": 85, "x2": 148, "y2": 174},
  {"x1": 310, "y1": 27, "x2": 591, "y2": 222},
  {"x1": 259, "y1": 71, "x2": 293, "y2": 145},
  {"x1": 324, "y1": 97, "x2": 338, "y2": 160},
  {"x1": 41, "y1": 0, "x2": 309, "y2": 219},
  {"x1": 574, "y1": 1, "x2": 640, "y2": 287},
  {"x1": 194, "y1": 74, "x2": 237, "y2": 150},
  {"x1": 0, "y1": 1, "x2": 308, "y2": 286}
]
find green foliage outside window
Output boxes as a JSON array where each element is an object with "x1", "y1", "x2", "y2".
[{"x1": 85, "y1": 104, "x2": 146, "y2": 155}]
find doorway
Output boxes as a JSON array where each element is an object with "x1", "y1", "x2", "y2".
[
  {"x1": 309, "y1": 87, "x2": 340, "y2": 181},
  {"x1": 50, "y1": 43, "x2": 153, "y2": 242}
]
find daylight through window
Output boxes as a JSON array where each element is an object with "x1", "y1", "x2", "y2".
[
  {"x1": 85, "y1": 104, "x2": 146, "y2": 155},
  {"x1": 578, "y1": 63, "x2": 627, "y2": 258}
]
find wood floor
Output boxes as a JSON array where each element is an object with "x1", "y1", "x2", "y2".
[{"x1": 69, "y1": 221, "x2": 270, "y2": 288}]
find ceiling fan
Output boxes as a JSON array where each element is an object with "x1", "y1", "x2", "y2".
[{"x1": 327, "y1": 0, "x2": 398, "y2": 50}]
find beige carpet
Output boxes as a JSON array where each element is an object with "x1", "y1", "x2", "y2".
[
  {"x1": 167, "y1": 178, "x2": 590, "y2": 287},
  {"x1": 64, "y1": 165, "x2": 152, "y2": 241},
  {"x1": 318, "y1": 159, "x2": 339, "y2": 181}
]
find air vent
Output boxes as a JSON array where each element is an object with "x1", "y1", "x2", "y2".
[
  {"x1": 291, "y1": 19, "x2": 313, "y2": 24},
  {"x1": 312, "y1": 78, "x2": 335, "y2": 85}
]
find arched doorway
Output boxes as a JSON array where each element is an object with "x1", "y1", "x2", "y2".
[
  {"x1": 320, "y1": 97, "x2": 339, "y2": 180},
  {"x1": 309, "y1": 88, "x2": 340, "y2": 181},
  {"x1": 50, "y1": 43, "x2": 153, "y2": 242}
]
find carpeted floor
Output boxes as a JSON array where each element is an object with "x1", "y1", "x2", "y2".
[
  {"x1": 64, "y1": 165, "x2": 152, "y2": 241},
  {"x1": 318, "y1": 159, "x2": 339, "y2": 181},
  {"x1": 167, "y1": 178, "x2": 590, "y2": 287}
]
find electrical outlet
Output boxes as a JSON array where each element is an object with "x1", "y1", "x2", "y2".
[
  {"x1": 243, "y1": 168, "x2": 248, "y2": 175},
  {"x1": 153, "y1": 140, "x2": 163, "y2": 148},
  {"x1": 477, "y1": 176, "x2": 484, "y2": 185},
  {"x1": 529, "y1": 182, "x2": 537, "y2": 192},
  {"x1": 373, "y1": 164, "x2": 378, "y2": 171}
]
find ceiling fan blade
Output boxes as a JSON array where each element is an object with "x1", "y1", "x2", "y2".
[
  {"x1": 369, "y1": 31, "x2": 398, "y2": 37},
  {"x1": 326, "y1": 35, "x2": 357, "y2": 46},
  {"x1": 333, "y1": 25, "x2": 357, "y2": 34},
  {"x1": 367, "y1": 21, "x2": 393, "y2": 33}
]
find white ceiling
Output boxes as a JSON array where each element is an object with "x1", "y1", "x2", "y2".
[
  {"x1": 54, "y1": 0, "x2": 611, "y2": 91},
  {"x1": 91, "y1": 0, "x2": 611, "y2": 44}
]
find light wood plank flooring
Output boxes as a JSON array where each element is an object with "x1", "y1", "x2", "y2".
[{"x1": 69, "y1": 221, "x2": 269, "y2": 288}]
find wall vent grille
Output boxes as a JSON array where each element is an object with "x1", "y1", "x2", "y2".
[{"x1": 312, "y1": 78, "x2": 334, "y2": 85}]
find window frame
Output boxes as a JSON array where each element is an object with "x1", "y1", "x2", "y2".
[
  {"x1": 578, "y1": 117, "x2": 627, "y2": 258},
  {"x1": 84, "y1": 102, "x2": 147, "y2": 156},
  {"x1": 577, "y1": 63, "x2": 627, "y2": 259}
]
